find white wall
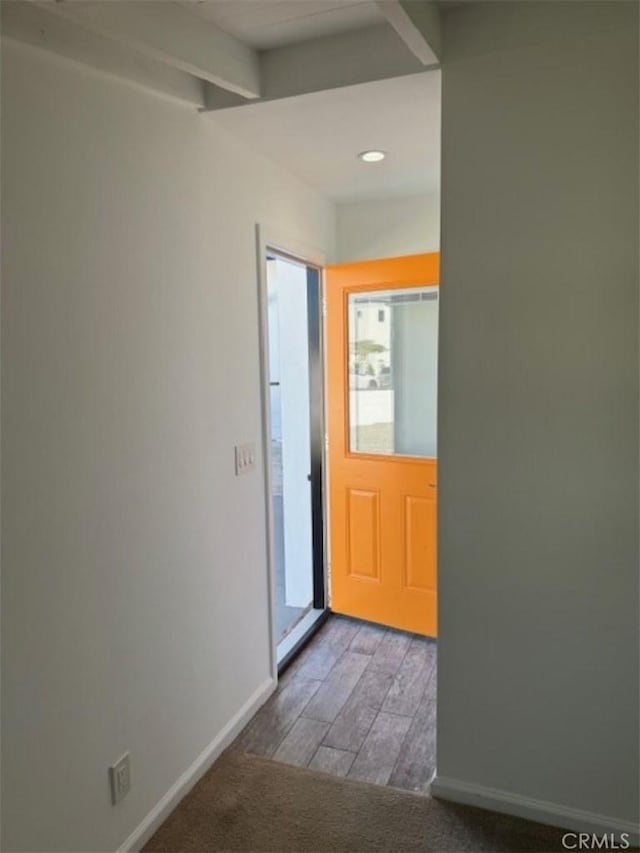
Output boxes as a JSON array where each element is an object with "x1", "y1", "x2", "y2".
[
  {"x1": 336, "y1": 192, "x2": 439, "y2": 262},
  {"x1": 1, "y1": 40, "x2": 334, "y2": 852},
  {"x1": 436, "y1": 0, "x2": 639, "y2": 835}
]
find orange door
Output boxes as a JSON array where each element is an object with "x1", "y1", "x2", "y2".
[{"x1": 326, "y1": 254, "x2": 439, "y2": 637}]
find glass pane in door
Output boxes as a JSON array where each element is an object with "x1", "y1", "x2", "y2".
[
  {"x1": 348, "y1": 287, "x2": 438, "y2": 458},
  {"x1": 267, "y1": 256, "x2": 314, "y2": 645}
]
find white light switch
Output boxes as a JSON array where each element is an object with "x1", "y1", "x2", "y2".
[{"x1": 235, "y1": 443, "x2": 256, "y2": 475}]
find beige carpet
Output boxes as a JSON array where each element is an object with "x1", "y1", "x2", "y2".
[{"x1": 144, "y1": 749, "x2": 566, "y2": 852}]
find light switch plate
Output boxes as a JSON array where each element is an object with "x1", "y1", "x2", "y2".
[{"x1": 235, "y1": 443, "x2": 256, "y2": 475}]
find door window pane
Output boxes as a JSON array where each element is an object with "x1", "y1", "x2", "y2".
[
  {"x1": 267, "y1": 257, "x2": 314, "y2": 644},
  {"x1": 348, "y1": 288, "x2": 438, "y2": 457}
]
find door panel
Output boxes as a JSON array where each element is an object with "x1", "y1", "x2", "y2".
[
  {"x1": 326, "y1": 254, "x2": 439, "y2": 637},
  {"x1": 404, "y1": 495, "x2": 437, "y2": 592},
  {"x1": 347, "y1": 489, "x2": 381, "y2": 580}
]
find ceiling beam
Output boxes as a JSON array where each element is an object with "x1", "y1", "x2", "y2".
[
  {"x1": 203, "y1": 24, "x2": 429, "y2": 112},
  {"x1": 375, "y1": 1, "x2": 442, "y2": 65},
  {"x1": 32, "y1": 0, "x2": 261, "y2": 99},
  {"x1": 2, "y1": 2, "x2": 206, "y2": 108}
]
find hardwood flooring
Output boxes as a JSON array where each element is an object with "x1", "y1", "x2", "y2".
[{"x1": 232, "y1": 614, "x2": 437, "y2": 793}]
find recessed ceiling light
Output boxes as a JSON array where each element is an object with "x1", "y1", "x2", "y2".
[{"x1": 358, "y1": 150, "x2": 386, "y2": 163}]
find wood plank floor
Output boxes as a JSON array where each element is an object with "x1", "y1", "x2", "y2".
[{"x1": 232, "y1": 614, "x2": 437, "y2": 793}]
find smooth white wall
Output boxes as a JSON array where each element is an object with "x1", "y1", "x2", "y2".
[
  {"x1": 1, "y1": 40, "x2": 334, "y2": 852},
  {"x1": 336, "y1": 192, "x2": 440, "y2": 262},
  {"x1": 436, "y1": 0, "x2": 639, "y2": 831}
]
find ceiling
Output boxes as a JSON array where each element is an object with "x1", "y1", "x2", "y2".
[
  {"x1": 181, "y1": 1, "x2": 386, "y2": 50},
  {"x1": 209, "y1": 69, "x2": 441, "y2": 203},
  {"x1": 4, "y1": 1, "x2": 442, "y2": 203}
]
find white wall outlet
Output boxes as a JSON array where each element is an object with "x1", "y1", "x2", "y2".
[
  {"x1": 235, "y1": 442, "x2": 256, "y2": 475},
  {"x1": 109, "y1": 752, "x2": 131, "y2": 805}
]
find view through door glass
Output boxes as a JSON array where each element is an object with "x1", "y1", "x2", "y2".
[
  {"x1": 267, "y1": 256, "x2": 314, "y2": 644},
  {"x1": 349, "y1": 287, "x2": 438, "y2": 457}
]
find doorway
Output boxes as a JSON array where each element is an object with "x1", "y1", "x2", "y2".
[
  {"x1": 254, "y1": 249, "x2": 439, "y2": 793},
  {"x1": 260, "y1": 244, "x2": 327, "y2": 667}
]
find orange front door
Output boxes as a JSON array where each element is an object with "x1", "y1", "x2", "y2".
[{"x1": 326, "y1": 254, "x2": 439, "y2": 637}]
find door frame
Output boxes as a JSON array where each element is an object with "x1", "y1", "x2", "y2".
[{"x1": 255, "y1": 224, "x2": 329, "y2": 680}]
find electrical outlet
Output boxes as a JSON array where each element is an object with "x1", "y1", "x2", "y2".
[
  {"x1": 235, "y1": 442, "x2": 256, "y2": 475},
  {"x1": 109, "y1": 752, "x2": 131, "y2": 805}
]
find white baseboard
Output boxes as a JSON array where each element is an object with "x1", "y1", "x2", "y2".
[
  {"x1": 118, "y1": 676, "x2": 276, "y2": 853},
  {"x1": 430, "y1": 775, "x2": 640, "y2": 847}
]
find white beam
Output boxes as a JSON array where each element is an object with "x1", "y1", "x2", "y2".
[
  {"x1": 33, "y1": 0, "x2": 261, "y2": 99},
  {"x1": 2, "y1": 2, "x2": 205, "y2": 108},
  {"x1": 376, "y1": 1, "x2": 442, "y2": 65},
  {"x1": 203, "y1": 24, "x2": 427, "y2": 112}
]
